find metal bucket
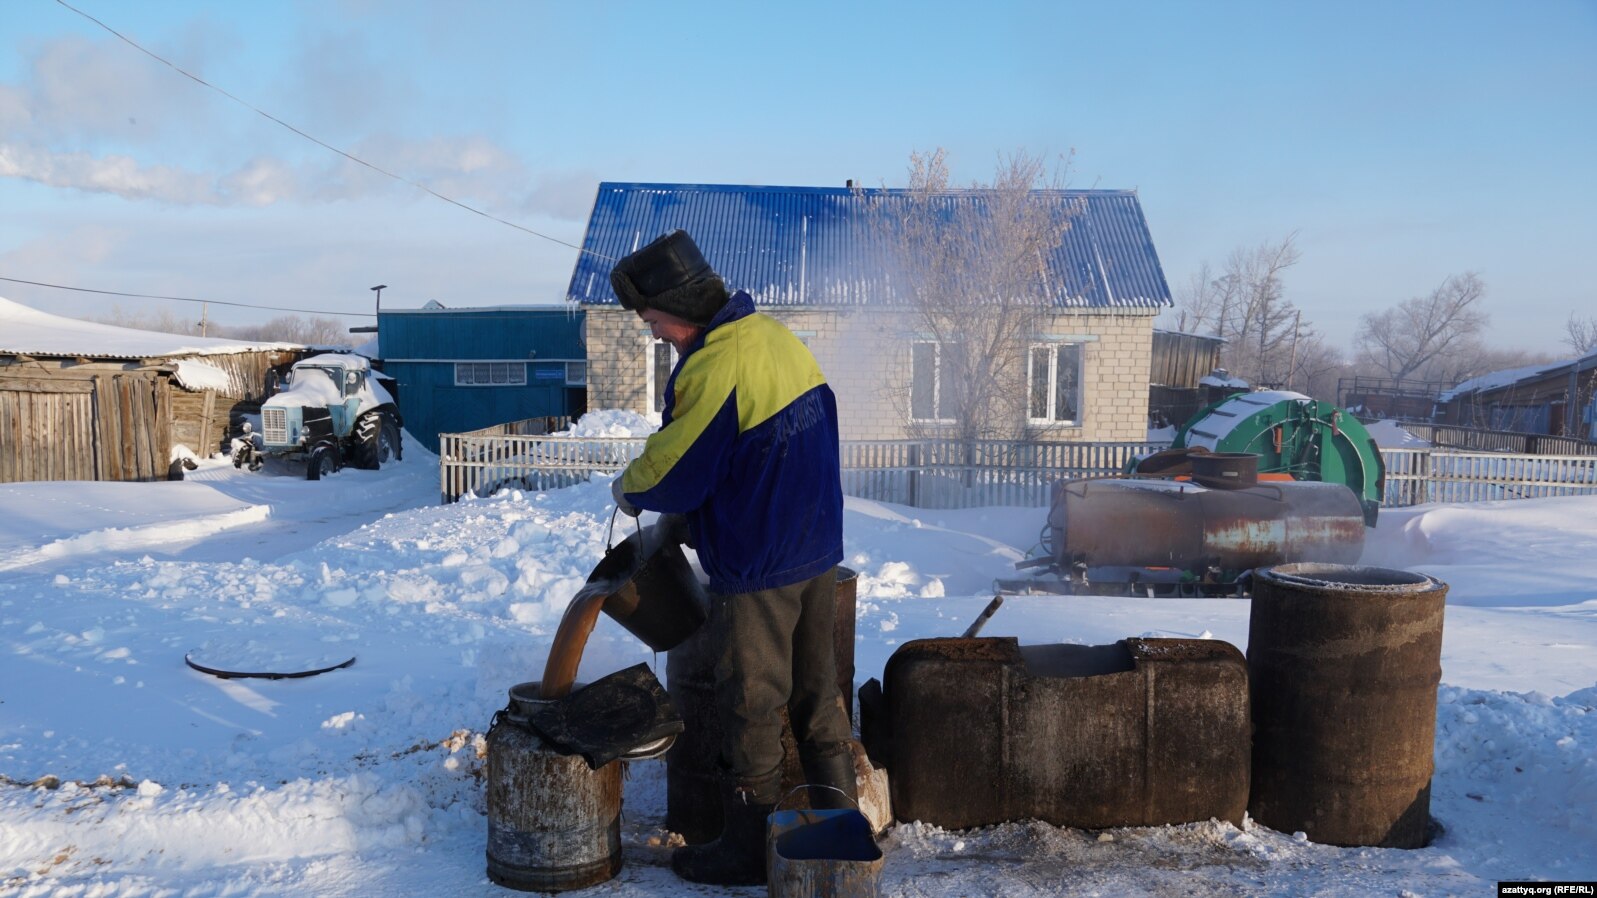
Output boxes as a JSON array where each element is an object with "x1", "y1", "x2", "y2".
[
  {"x1": 665, "y1": 566, "x2": 859, "y2": 844},
  {"x1": 767, "y1": 804, "x2": 883, "y2": 898},
  {"x1": 1247, "y1": 563, "x2": 1447, "y2": 848},
  {"x1": 1189, "y1": 451, "x2": 1259, "y2": 489},
  {"x1": 594, "y1": 522, "x2": 709, "y2": 653},
  {"x1": 486, "y1": 682, "x2": 623, "y2": 891}
]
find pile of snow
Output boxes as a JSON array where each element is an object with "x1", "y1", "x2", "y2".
[
  {"x1": 559, "y1": 409, "x2": 657, "y2": 438},
  {"x1": 1, "y1": 424, "x2": 1595, "y2": 894}
]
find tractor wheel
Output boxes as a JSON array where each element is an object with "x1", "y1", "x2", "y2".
[
  {"x1": 307, "y1": 445, "x2": 339, "y2": 481},
  {"x1": 355, "y1": 413, "x2": 399, "y2": 470}
]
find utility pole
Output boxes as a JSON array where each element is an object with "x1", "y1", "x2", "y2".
[
  {"x1": 1287, "y1": 309, "x2": 1302, "y2": 391},
  {"x1": 370, "y1": 284, "x2": 387, "y2": 317},
  {"x1": 200, "y1": 302, "x2": 208, "y2": 337}
]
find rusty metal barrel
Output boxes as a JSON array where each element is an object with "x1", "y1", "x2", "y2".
[
  {"x1": 666, "y1": 565, "x2": 858, "y2": 844},
  {"x1": 867, "y1": 636, "x2": 1251, "y2": 830},
  {"x1": 1247, "y1": 563, "x2": 1447, "y2": 848},
  {"x1": 486, "y1": 682, "x2": 623, "y2": 891}
]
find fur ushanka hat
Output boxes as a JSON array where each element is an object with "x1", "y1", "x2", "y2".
[{"x1": 609, "y1": 229, "x2": 730, "y2": 326}]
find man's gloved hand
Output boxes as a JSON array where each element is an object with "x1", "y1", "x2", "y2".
[
  {"x1": 658, "y1": 513, "x2": 694, "y2": 548},
  {"x1": 611, "y1": 476, "x2": 640, "y2": 517}
]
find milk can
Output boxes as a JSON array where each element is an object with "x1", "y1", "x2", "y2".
[{"x1": 485, "y1": 682, "x2": 623, "y2": 891}]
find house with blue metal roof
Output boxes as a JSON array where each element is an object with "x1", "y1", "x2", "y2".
[
  {"x1": 374, "y1": 303, "x2": 585, "y2": 453},
  {"x1": 567, "y1": 181, "x2": 1173, "y2": 442}
]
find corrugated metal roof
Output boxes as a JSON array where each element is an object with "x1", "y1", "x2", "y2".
[{"x1": 567, "y1": 182, "x2": 1173, "y2": 310}]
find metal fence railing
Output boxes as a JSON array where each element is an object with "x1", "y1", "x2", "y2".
[
  {"x1": 438, "y1": 419, "x2": 1597, "y2": 509},
  {"x1": 1395, "y1": 423, "x2": 1597, "y2": 457},
  {"x1": 837, "y1": 440, "x2": 1168, "y2": 509},
  {"x1": 1380, "y1": 448, "x2": 1597, "y2": 506}
]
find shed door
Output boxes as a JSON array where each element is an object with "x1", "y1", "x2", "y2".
[{"x1": 0, "y1": 379, "x2": 97, "y2": 483}]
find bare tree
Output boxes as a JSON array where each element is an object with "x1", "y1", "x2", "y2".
[
  {"x1": 1166, "y1": 235, "x2": 1305, "y2": 387},
  {"x1": 1354, "y1": 272, "x2": 1488, "y2": 383},
  {"x1": 875, "y1": 148, "x2": 1078, "y2": 444},
  {"x1": 220, "y1": 315, "x2": 352, "y2": 346},
  {"x1": 1565, "y1": 313, "x2": 1597, "y2": 355},
  {"x1": 92, "y1": 305, "x2": 202, "y2": 335},
  {"x1": 1168, "y1": 261, "x2": 1226, "y2": 335}
]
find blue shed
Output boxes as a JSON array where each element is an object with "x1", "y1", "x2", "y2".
[{"x1": 375, "y1": 303, "x2": 585, "y2": 452}]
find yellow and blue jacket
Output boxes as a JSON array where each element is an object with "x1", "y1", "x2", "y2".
[{"x1": 620, "y1": 292, "x2": 844, "y2": 594}]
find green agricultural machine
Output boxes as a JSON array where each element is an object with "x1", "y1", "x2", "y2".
[{"x1": 1167, "y1": 390, "x2": 1385, "y2": 527}]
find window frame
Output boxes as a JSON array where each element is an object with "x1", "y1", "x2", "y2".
[
  {"x1": 1026, "y1": 342, "x2": 1084, "y2": 426},
  {"x1": 646, "y1": 340, "x2": 679, "y2": 415},
  {"x1": 909, "y1": 339, "x2": 958, "y2": 424},
  {"x1": 453, "y1": 362, "x2": 527, "y2": 387}
]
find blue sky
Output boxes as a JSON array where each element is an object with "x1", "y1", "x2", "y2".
[{"x1": 2, "y1": 0, "x2": 1593, "y2": 354}]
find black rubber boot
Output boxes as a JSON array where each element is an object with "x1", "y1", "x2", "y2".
[
  {"x1": 670, "y1": 770, "x2": 779, "y2": 885},
  {"x1": 800, "y1": 741, "x2": 859, "y2": 810}
]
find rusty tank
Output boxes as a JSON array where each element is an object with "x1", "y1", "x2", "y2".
[
  {"x1": 1247, "y1": 563, "x2": 1447, "y2": 848},
  {"x1": 1044, "y1": 475, "x2": 1367, "y2": 588},
  {"x1": 861, "y1": 636, "x2": 1251, "y2": 831},
  {"x1": 486, "y1": 681, "x2": 623, "y2": 892}
]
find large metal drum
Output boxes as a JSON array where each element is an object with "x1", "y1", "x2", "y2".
[
  {"x1": 666, "y1": 566, "x2": 858, "y2": 844},
  {"x1": 1247, "y1": 564, "x2": 1447, "y2": 848},
  {"x1": 1049, "y1": 477, "x2": 1367, "y2": 570},
  {"x1": 486, "y1": 682, "x2": 623, "y2": 891}
]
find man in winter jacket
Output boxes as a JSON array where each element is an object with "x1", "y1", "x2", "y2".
[{"x1": 609, "y1": 229, "x2": 855, "y2": 886}]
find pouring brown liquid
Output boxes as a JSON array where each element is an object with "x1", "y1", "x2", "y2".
[{"x1": 538, "y1": 581, "x2": 618, "y2": 699}]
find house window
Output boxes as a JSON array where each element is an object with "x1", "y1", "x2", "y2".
[
  {"x1": 565, "y1": 361, "x2": 587, "y2": 386},
  {"x1": 910, "y1": 341, "x2": 959, "y2": 422},
  {"x1": 454, "y1": 362, "x2": 526, "y2": 386},
  {"x1": 1028, "y1": 343, "x2": 1082, "y2": 425},
  {"x1": 646, "y1": 341, "x2": 678, "y2": 414}
]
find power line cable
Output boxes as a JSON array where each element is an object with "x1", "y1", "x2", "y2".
[
  {"x1": 0, "y1": 275, "x2": 375, "y2": 318},
  {"x1": 53, "y1": 0, "x2": 610, "y2": 262},
  {"x1": 1, "y1": 274, "x2": 593, "y2": 320}
]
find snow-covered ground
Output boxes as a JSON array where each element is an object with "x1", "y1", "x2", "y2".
[{"x1": 2, "y1": 418, "x2": 1594, "y2": 896}]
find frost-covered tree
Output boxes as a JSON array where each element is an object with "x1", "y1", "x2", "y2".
[
  {"x1": 1165, "y1": 235, "x2": 1308, "y2": 389},
  {"x1": 1354, "y1": 272, "x2": 1488, "y2": 383},
  {"x1": 1565, "y1": 313, "x2": 1597, "y2": 355},
  {"x1": 874, "y1": 148, "x2": 1078, "y2": 444}
]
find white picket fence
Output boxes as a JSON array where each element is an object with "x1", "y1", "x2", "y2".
[{"x1": 438, "y1": 423, "x2": 1597, "y2": 509}]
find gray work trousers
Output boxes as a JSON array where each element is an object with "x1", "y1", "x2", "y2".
[{"x1": 711, "y1": 567, "x2": 852, "y2": 783}]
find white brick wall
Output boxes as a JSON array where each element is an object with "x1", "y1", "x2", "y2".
[{"x1": 581, "y1": 304, "x2": 1158, "y2": 442}]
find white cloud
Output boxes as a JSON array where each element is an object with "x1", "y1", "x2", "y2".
[
  {"x1": 1, "y1": 35, "x2": 589, "y2": 220},
  {"x1": 0, "y1": 143, "x2": 215, "y2": 204}
]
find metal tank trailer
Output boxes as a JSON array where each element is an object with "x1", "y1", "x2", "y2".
[{"x1": 1002, "y1": 391, "x2": 1385, "y2": 596}]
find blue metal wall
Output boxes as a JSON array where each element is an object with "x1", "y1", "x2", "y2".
[{"x1": 376, "y1": 306, "x2": 585, "y2": 452}]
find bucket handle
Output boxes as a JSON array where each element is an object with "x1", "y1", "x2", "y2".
[
  {"x1": 603, "y1": 505, "x2": 644, "y2": 552},
  {"x1": 774, "y1": 784, "x2": 861, "y2": 814}
]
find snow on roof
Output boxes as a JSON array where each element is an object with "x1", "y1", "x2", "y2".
[
  {"x1": 1439, "y1": 360, "x2": 1570, "y2": 401},
  {"x1": 0, "y1": 296, "x2": 303, "y2": 360}
]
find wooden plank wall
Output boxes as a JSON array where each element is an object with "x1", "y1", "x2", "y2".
[
  {"x1": 0, "y1": 370, "x2": 172, "y2": 483},
  {"x1": 0, "y1": 377, "x2": 97, "y2": 482}
]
